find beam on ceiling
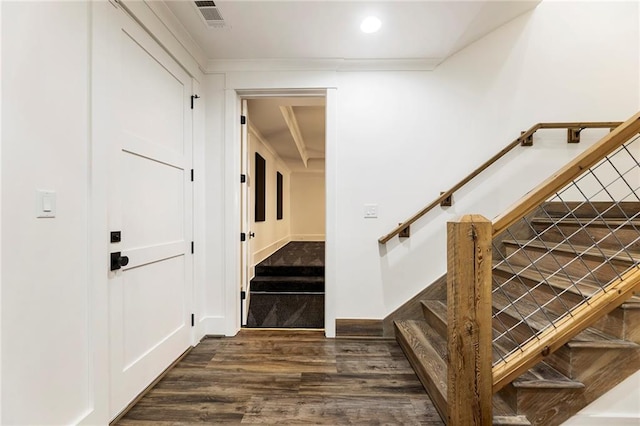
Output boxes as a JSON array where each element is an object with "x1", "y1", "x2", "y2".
[{"x1": 280, "y1": 106, "x2": 309, "y2": 168}]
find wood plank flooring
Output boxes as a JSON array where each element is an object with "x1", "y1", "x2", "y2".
[{"x1": 116, "y1": 329, "x2": 443, "y2": 425}]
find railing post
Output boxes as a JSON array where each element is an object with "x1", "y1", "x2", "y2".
[{"x1": 447, "y1": 214, "x2": 492, "y2": 425}]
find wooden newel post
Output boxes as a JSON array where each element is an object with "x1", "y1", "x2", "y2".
[{"x1": 447, "y1": 215, "x2": 492, "y2": 425}]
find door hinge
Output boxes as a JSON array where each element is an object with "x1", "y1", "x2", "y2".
[
  {"x1": 241, "y1": 233, "x2": 246, "y2": 242},
  {"x1": 190, "y1": 169, "x2": 194, "y2": 182},
  {"x1": 190, "y1": 94, "x2": 200, "y2": 110},
  {"x1": 241, "y1": 290, "x2": 246, "y2": 300},
  {"x1": 241, "y1": 174, "x2": 246, "y2": 183},
  {"x1": 191, "y1": 313, "x2": 195, "y2": 327},
  {"x1": 241, "y1": 115, "x2": 246, "y2": 125},
  {"x1": 191, "y1": 241, "x2": 194, "y2": 254}
]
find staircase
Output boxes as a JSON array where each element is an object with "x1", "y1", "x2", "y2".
[
  {"x1": 395, "y1": 203, "x2": 640, "y2": 425},
  {"x1": 247, "y1": 241, "x2": 325, "y2": 328}
]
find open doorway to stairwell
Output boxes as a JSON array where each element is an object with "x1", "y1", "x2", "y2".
[{"x1": 240, "y1": 95, "x2": 326, "y2": 329}]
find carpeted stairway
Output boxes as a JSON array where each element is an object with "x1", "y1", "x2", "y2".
[{"x1": 247, "y1": 241, "x2": 325, "y2": 328}]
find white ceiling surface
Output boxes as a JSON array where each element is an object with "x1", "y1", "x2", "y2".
[
  {"x1": 165, "y1": 1, "x2": 541, "y2": 66},
  {"x1": 248, "y1": 97, "x2": 326, "y2": 173},
  {"x1": 164, "y1": 1, "x2": 540, "y2": 173}
]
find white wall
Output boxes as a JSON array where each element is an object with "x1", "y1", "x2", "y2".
[
  {"x1": 208, "y1": 1, "x2": 639, "y2": 326},
  {"x1": 1, "y1": 2, "x2": 92, "y2": 424},
  {"x1": 203, "y1": 1, "x2": 639, "y2": 417},
  {"x1": 202, "y1": 74, "x2": 226, "y2": 331},
  {"x1": 249, "y1": 133, "x2": 292, "y2": 267},
  {"x1": 562, "y1": 371, "x2": 640, "y2": 425},
  {"x1": 291, "y1": 172, "x2": 325, "y2": 240},
  {"x1": 335, "y1": 0, "x2": 640, "y2": 318}
]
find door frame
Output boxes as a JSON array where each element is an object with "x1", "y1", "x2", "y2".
[{"x1": 222, "y1": 87, "x2": 338, "y2": 337}]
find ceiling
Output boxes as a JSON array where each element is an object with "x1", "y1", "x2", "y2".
[
  {"x1": 248, "y1": 97, "x2": 326, "y2": 173},
  {"x1": 164, "y1": 1, "x2": 540, "y2": 172},
  {"x1": 165, "y1": 1, "x2": 540, "y2": 64}
]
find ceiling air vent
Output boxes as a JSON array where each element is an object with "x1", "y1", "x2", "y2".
[{"x1": 194, "y1": 1, "x2": 226, "y2": 28}]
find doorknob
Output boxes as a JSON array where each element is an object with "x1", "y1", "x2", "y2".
[
  {"x1": 110, "y1": 252, "x2": 130, "y2": 271},
  {"x1": 249, "y1": 232, "x2": 255, "y2": 238}
]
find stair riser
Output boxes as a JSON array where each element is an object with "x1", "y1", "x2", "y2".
[
  {"x1": 623, "y1": 308, "x2": 640, "y2": 343},
  {"x1": 532, "y1": 224, "x2": 640, "y2": 252},
  {"x1": 246, "y1": 294, "x2": 324, "y2": 328},
  {"x1": 503, "y1": 244, "x2": 630, "y2": 283},
  {"x1": 520, "y1": 349, "x2": 640, "y2": 425},
  {"x1": 421, "y1": 303, "x2": 447, "y2": 340},
  {"x1": 250, "y1": 281, "x2": 325, "y2": 292},
  {"x1": 254, "y1": 266, "x2": 324, "y2": 277},
  {"x1": 544, "y1": 342, "x2": 640, "y2": 379},
  {"x1": 504, "y1": 387, "x2": 582, "y2": 426}
]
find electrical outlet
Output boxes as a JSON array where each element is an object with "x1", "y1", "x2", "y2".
[{"x1": 364, "y1": 204, "x2": 378, "y2": 218}]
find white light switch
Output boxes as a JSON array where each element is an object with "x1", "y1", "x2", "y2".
[
  {"x1": 364, "y1": 204, "x2": 378, "y2": 218},
  {"x1": 36, "y1": 190, "x2": 56, "y2": 218}
]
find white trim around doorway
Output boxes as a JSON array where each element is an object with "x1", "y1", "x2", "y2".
[{"x1": 222, "y1": 86, "x2": 338, "y2": 337}]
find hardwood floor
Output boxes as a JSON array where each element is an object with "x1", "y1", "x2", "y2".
[{"x1": 116, "y1": 329, "x2": 443, "y2": 425}]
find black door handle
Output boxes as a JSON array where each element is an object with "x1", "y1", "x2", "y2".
[
  {"x1": 110, "y1": 252, "x2": 130, "y2": 271},
  {"x1": 249, "y1": 232, "x2": 255, "y2": 238}
]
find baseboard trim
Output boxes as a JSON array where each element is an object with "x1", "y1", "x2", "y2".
[
  {"x1": 252, "y1": 236, "x2": 292, "y2": 268},
  {"x1": 290, "y1": 234, "x2": 325, "y2": 241},
  {"x1": 335, "y1": 319, "x2": 384, "y2": 337},
  {"x1": 200, "y1": 316, "x2": 228, "y2": 336},
  {"x1": 109, "y1": 346, "x2": 192, "y2": 424}
]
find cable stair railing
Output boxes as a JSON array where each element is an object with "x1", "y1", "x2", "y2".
[{"x1": 444, "y1": 111, "x2": 640, "y2": 423}]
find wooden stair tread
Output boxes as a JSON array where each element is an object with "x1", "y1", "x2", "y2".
[
  {"x1": 540, "y1": 202, "x2": 640, "y2": 219},
  {"x1": 502, "y1": 239, "x2": 640, "y2": 264},
  {"x1": 395, "y1": 320, "x2": 530, "y2": 425},
  {"x1": 492, "y1": 289, "x2": 637, "y2": 348},
  {"x1": 493, "y1": 262, "x2": 640, "y2": 305},
  {"x1": 510, "y1": 362, "x2": 584, "y2": 389},
  {"x1": 531, "y1": 217, "x2": 640, "y2": 227},
  {"x1": 494, "y1": 262, "x2": 600, "y2": 298},
  {"x1": 394, "y1": 320, "x2": 447, "y2": 422}
]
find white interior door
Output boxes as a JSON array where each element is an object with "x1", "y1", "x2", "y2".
[{"x1": 107, "y1": 11, "x2": 193, "y2": 418}]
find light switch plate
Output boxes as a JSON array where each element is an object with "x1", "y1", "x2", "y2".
[
  {"x1": 36, "y1": 190, "x2": 56, "y2": 218},
  {"x1": 364, "y1": 204, "x2": 378, "y2": 218}
]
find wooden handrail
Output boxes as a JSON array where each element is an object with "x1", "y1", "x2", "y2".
[
  {"x1": 489, "y1": 110, "x2": 640, "y2": 392},
  {"x1": 378, "y1": 121, "x2": 623, "y2": 244},
  {"x1": 492, "y1": 113, "x2": 640, "y2": 237}
]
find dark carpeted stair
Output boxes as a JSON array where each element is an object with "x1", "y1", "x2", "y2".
[{"x1": 247, "y1": 242, "x2": 325, "y2": 328}]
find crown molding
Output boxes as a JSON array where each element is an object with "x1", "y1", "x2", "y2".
[{"x1": 206, "y1": 58, "x2": 440, "y2": 73}]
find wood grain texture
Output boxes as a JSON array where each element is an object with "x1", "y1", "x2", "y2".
[
  {"x1": 115, "y1": 329, "x2": 443, "y2": 425},
  {"x1": 493, "y1": 113, "x2": 640, "y2": 237},
  {"x1": 493, "y1": 267, "x2": 640, "y2": 392},
  {"x1": 382, "y1": 274, "x2": 446, "y2": 337},
  {"x1": 335, "y1": 318, "x2": 384, "y2": 337},
  {"x1": 447, "y1": 215, "x2": 493, "y2": 425}
]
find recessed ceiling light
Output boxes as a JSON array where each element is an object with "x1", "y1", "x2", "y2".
[{"x1": 360, "y1": 16, "x2": 381, "y2": 34}]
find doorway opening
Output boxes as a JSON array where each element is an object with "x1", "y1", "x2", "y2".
[{"x1": 240, "y1": 95, "x2": 326, "y2": 328}]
